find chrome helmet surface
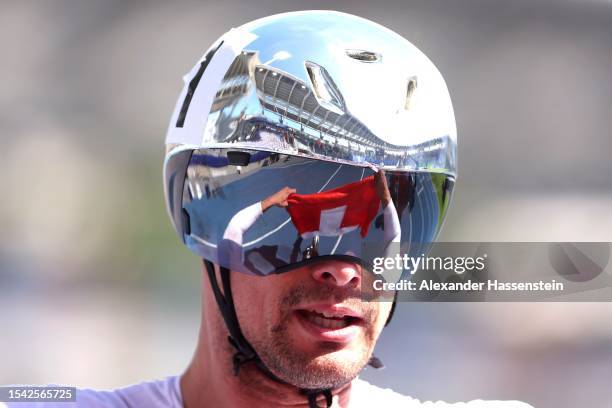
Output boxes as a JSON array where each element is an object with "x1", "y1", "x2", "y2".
[{"x1": 164, "y1": 11, "x2": 457, "y2": 277}]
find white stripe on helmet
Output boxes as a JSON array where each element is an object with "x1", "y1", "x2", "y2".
[{"x1": 165, "y1": 28, "x2": 257, "y2": 146}]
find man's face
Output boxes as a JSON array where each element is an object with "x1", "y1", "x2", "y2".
[{"x1": 231, "y1": 259, "x2": 392, "y2": 389}]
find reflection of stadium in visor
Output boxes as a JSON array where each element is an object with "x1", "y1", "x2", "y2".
[{"x1": 166, "y1": 148, "x2": 454, "y2": 279}]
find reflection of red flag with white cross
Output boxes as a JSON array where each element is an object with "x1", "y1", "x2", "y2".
[{"x1": 286, "y1": 176, "x2": 380, "y2": 238}]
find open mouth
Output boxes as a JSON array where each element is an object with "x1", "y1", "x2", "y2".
[
  {"x1": 297, "y1": 309, "x2": 361, "y2": 330},
  {"x1": 293, "y1": 306, "x2": 364, "y2": 343}
]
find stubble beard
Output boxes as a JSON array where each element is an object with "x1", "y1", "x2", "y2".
[{"x1": 249, "y1": 283, "x2": 379, "y2": 390}]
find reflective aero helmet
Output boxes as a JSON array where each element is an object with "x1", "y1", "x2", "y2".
[
  {"x1": 164, "y1": 11, "x2": 457, "y2": 277},
  {"x1": 163, "y1": 11, "x2": 456, "y2": 407}
]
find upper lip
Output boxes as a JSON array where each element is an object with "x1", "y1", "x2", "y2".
[{"x1": 295, "y1": 303, "x2": 364, "y2": 320}]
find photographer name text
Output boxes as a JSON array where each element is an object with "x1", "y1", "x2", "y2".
[{"x1": 373, "y1": 279, "x2": 564, "y2": 292}]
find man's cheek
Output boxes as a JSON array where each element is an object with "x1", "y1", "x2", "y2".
[
  {"x1": 231, "y1": 278, "x2": 268, "y2": 331},
  {"x1": 372, "y1": 303, "x2": 390, "y2": 333}
]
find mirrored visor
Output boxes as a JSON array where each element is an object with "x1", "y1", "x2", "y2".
[{"x1": 165, "y1": 148, "x2": 454, "y2": 280}]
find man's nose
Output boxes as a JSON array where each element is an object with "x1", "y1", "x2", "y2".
[{"x1": 311, "y1": 261, "x2": 361, "y2": 288}]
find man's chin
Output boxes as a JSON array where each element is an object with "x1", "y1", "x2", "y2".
[
  {"x1": 254, "y1": 305, "x2": 378, "y2": 389},
  {"x1": 292, "y1": 338, "x2": 372, "y2": 365},
  {"x1": 263, "y1": 346, "x2": 371, "y2": 390}
]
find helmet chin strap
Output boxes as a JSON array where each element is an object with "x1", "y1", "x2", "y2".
[{"x1": 203, "y1": 259, "x2": 387, "y2": 408}]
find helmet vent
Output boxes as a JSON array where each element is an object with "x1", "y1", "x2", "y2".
[
  {"x1": 305, "y1": 61, "x2": 346, "y2": 115},
  {"x1": 345, "y1": 49, "x2": 381, "y2": 63},
  {"x1": 405, "y1": 76, "x2": 418, "y2": 110}
]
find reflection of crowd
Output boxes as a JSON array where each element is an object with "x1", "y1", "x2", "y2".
[
  {"x1": 305, "y1": 137, "x2": 353, "y2": 161},
  {"x1": 363, "y1": 150, "x2": 410, "y2": 167},
  {"x1": 231, "y1": 116, "x2": 440, "y2": 167},
  {"x1": 417, "y1": 149, "x2": 445, "y2": 169},
  {"x1": 231, "y1": 118, "x2": 297, "y2": 150}
]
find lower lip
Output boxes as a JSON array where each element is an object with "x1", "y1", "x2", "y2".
[{"x1": 294, "y1": 312, "x2": 361, "y2": 343}]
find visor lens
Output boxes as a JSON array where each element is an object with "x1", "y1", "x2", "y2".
[{"x1": 169, "y1": 148, "x2": 454, "y2": 279}]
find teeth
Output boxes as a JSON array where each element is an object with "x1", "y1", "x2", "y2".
[
  {"x1": 322, "y1": 311, "x2": 345, "y2": 318},
  {"x1": 304, "y1": 313, "x2": 349, "y2": 329}
]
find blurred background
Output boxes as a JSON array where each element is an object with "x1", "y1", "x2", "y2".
[{"x1": 1, "y1": 1, "x2": 612, "y2": 407}]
